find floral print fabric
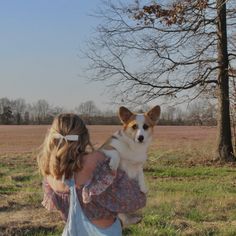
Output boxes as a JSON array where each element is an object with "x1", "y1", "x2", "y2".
[{"x1": 42, "y1": 158, "x2": 146, "y2": 221}]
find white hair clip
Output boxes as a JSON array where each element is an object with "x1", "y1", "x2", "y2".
[{"x1": 53, "y1": 133, "x2": 79, "y2": 147}]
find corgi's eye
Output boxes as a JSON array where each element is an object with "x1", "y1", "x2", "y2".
[
  {"x1": 132, "y1": 124, "x2": 137, "y2": 130},
  {"x1": 143, "y1": 124, "x2": 149, "y2": 130}
]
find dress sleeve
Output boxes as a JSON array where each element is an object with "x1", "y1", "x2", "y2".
[
  {"x1": 41, "y1": 179, "x2": 69, "y2": 221},
  {"x1": 82, "y1": 158, "x2": 146, "y2": 213},
  {"x1": 41, "y1": 179, "x2": 57, "y2": 211}
]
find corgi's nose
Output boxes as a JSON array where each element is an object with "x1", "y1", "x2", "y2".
[{"x1": 138, "y1": 135, "x2": 144, "y2": 143}]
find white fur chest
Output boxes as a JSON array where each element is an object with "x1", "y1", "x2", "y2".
[
  {"x1": 119, "y1": 157, "x2": 146, "y2": 180},
  {"x1": 110, "y1": 137, "x2": 148, "y2": 180}
]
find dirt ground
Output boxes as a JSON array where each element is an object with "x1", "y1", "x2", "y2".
[{"x1": 0, "y1": 125, "x2": 217, "y2": 154}]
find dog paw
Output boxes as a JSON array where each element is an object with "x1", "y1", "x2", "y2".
[
  {"x1": 123, "y1": 216, "x2": 142, "y2": 227},
  {"x1": 129, "y1": 216, "x2": 142, "y2": 225},
  {"x1": 119, "y1": 214, "x2": 142, "y2": 227},
  {"x1": 109, "y1": 158, "x2": 119, "y2": 171},
  {"x1": 140, "y1": 184, "x2": 148, "y2": 194}
]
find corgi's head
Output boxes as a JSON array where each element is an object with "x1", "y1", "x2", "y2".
[{"x1": 119, "y1": 105, "x2": 161, "y2": 144}]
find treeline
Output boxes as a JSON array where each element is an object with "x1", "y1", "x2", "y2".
[
  {"x1": 0, "y1": 97, "x2": 217, "y2": 126},
  {"x1": 0, "y1": 98, "x2": 62, "y2": 125}
]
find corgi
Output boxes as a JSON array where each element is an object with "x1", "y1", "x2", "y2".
[{"x1": 100, "y1": 105, "x2": 161, "y2": 225}]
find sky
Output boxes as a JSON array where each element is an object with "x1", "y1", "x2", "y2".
[{"x1": 0, "y1": 0, "x2": 112, "y2": 110}]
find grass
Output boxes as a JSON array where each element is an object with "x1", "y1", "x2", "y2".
[
  {"x1": 135, "y1": 149, "x2": 236, "y2": 236},
  {"x1": 1, "y1": 143, "x2": 236, "y2": 235}
]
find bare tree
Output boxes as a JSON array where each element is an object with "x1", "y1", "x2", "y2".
[
  {"x1": 85, "y1": 0, "x2": 236, "y2": 161},
  {"x1": 75, "y1": 101, "x2": 100, "y2": 117},
  {"x1": 165, "y1": 106, "x2": 176, "y2": 121},
  {"x1": 0, "y1": 97, "x2": 11, "y2": 114},
  {"x1": 1, "y1": 106, "x2": 13, "y2": 125},
  {"x1": 50, "y1": 106, "x2": 66, "y2": 116},
  {"x1": 12, "y1": 98, "x2": 26, "y2": 125},
  {"x1": 187, "y1": 99, "x2": 216, "y2": 125},
  {"x1": 75, "y1": 101, "x2": 101, "y2": 124},
  {"x1": 32, "y1": 99, "x2": 50, "y2": 124},
  {"x1": 24, "y1": 111, "x2": 30, "y2": 125},
  {"x1": 175, "y1": 107, "x2": 185, "y2": 124}
]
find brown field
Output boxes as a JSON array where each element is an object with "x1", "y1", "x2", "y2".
[{"x1": 0, "y1": 125, "x2": 217, "y2": 154}]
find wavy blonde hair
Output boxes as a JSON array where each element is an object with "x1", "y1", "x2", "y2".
[{"x1": 37, "y1": 113, "x2": 93, "y2": 179}]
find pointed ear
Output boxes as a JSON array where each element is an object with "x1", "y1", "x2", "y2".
[
  {"x1": 119, "y1": 106, "x2": 133, "y2": 124},
  {"x1": 146, "y1": 105, "x2": 161, "y2": 124}
]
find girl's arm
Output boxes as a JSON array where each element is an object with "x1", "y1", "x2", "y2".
[{"x1": 83, "y1": 158, "x2": 146, "y2": 213}]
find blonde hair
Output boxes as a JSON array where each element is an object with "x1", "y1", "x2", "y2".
[{"x1": 37, "y1": 113, "x2": 93, "y2": 180}]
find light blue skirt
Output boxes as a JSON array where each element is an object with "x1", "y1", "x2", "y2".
[{"x1": 62, "y1": 179, "x2": 122, "y2": 236}]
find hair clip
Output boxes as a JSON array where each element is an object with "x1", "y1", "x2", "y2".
[
  {"x1": 53, "y1": 133, "x2": 79, "y2": 141},
  {"x1": 53, "y1": 133, "x2": 79, "y2": 148}
]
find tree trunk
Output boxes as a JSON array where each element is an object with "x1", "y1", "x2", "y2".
[{"x1": 215, "y1": 0, "x2": 235, "y2": 161}]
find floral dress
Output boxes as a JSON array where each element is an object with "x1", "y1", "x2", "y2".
[{"x1": 42, "y1": 158, "x2": 146, "y2": 222}]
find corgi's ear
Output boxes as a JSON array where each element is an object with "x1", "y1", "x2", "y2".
[
  {"x1": 146, "y1": 105, "x2": 161, "y2": 124},
  {"x1": 119, "y1": 106, "x2": 133, "y2": 124}
]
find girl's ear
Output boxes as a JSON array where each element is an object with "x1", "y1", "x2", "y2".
[
  {"x1": 119, "y1": 106, "x2": 134, "y2": 124},
  {"x1": 146, "y1": 105, "x2": 161, "y2": 124}
]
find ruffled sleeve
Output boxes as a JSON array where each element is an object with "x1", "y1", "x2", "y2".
[
  {"x1": 82, "y1": 158, "x2": 146, "y2": 213},
  {"x1": 41, "y1": 179, "x2": 58, "y2": 211},
  {"x1": 41, "y1": 179, "x2": 69, "y2": 221},
  {"x1": 82, "y1": 158, "x2": 117, "y2": 203}
]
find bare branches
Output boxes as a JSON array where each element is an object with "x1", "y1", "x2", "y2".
[{"x1": 84, "y1": 0, "x2": 236, "y2": 105}]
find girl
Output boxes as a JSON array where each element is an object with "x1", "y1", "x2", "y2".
[{"x1": 38, "y1": 113, "x2": 146, "y2": 236}]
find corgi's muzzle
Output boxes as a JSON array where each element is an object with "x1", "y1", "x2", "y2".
[{"x1": 137, "y1": 135, "x2": 144, "y2": 143}]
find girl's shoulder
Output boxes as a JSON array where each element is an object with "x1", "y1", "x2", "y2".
[
  {"x1": 82, "y1": 151, "x2": 106, "y2": 172},
  {"x1": 73, "y1": 151, "x2": 107, "y2": 188}
]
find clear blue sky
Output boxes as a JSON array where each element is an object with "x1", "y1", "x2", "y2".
[{"x1": 0, "y1": 0, "x2": 111, "y2": 110}]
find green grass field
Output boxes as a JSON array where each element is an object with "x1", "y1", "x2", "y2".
[{"x1": 1, "y1": 129, "x2": 236, "y2": 235}]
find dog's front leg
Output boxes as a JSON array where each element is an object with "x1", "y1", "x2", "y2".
[
  {"x1": 118, "y1": 213, "x2": 142, "y2": 227},
  {"x1": 138, "y1": 169, "x2": 148, "y2": 194},
  {"x1": 102, "y1": 149, "x2": 120, "y2": 171}
]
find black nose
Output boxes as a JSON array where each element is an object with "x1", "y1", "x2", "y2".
[{"x1": 138, "y1": 135, "x2": 144, "y2": 142}]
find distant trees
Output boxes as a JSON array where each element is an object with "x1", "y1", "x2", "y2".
[
  {"x1": 0, "y1": 97, "x2": 63, "y2": 125},
  {"x1": 187, "y1": 100, "x2": 217, "y2": 126},
  {"x1": 75, "y1": 100, "x2": 101, "y2": 124},
  {"x1": 75, "y1": 100, "x2": 100, "y2": 116},
  {"x1": 0, "y1": 98, "x2": 17, "y2": 124},
  {"x1": 12, "y1": 98, "x2": 26, "y2": 125},
  {"x1": 24, "y1": 111, "x2": 30, "y2": 125},
  {"x1": 1, "y1": 106, "x2": 13, "y2": 124},
  {"x1": 0, "y1": 96, "x2": 217, "y2": 126},
  {"x1": 0, "y1": 98, "x2": 11, "y2": 114},
  {"x1": 32, "y1": 99, "x2": 50, "y2": 124},
  {"x1": 158, "y1": 100, "x2": 217, "y2": 126}
]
